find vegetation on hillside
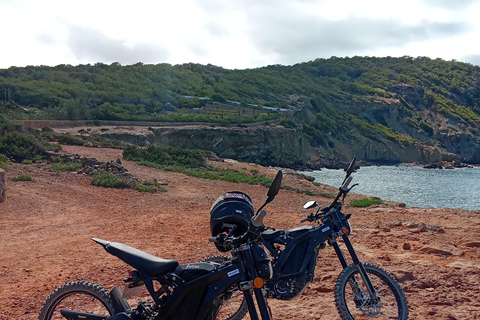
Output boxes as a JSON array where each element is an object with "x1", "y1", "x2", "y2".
[
  {"x1": 0, "y1": 118, "x2": 61, "y2": 162},
  {"x1": 1, "y1": 56, "x2": 479, "y2": 159}
]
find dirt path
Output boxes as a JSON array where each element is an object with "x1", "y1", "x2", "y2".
[{"x1": 1, "y1": 145, "x2": 479, "y2": 319}]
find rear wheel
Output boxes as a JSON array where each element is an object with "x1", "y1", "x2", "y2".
[
  {"x1": 334, "y1": 263, "x2": 408, "y2": 320},
  {"x1": 202, "y1": 255, "x2": 248, "y2": 320},
  {"x1": 39, "y1": 281, "x2": 114, "y2": 320}
]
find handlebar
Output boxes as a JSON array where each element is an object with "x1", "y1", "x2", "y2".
[
  {"x1": 208, "y1": 237, "x2": 218, "y2": 242},
  {"x1": 341, "y1": 176, "x2": 353, "y2": 190},
  {"x1": 251, "y1": 210, "x2": 266, "y2": 228}
]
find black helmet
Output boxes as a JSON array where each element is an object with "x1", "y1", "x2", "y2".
[{"x1": 210, "y1": 191, "x2": 254, "y2": 239}]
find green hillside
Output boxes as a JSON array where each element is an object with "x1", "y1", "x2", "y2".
[{"x1": 1, "y1": 56, "x2": 480, "y2": 166}]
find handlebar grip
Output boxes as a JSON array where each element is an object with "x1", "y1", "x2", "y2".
[
  {"x1": 208, "y1": 237, "x2": 218, "y2": 242},
  {"x1": 341, "y1": 176, "x2": 353, "y2": 190},
  {"x1": 251, "y1": 210, "x2": 267, "y2": 228},
  {"x1": 301, "y1": 218, "x2": 308, "y2": 223}
]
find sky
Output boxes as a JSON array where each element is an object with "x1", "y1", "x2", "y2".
[{"x1": 1, "y1": 0, "x2": 480, "y2": 70}]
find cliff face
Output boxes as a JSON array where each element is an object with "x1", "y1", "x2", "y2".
[
  {"x1": 91, "y1": 83, "x2": 480, "y2": 168},
  {"x1": 298, "y1": 85, "x2": 480, "y2": 166},
  {"x1": 148, "y1": 126, "x2": 318, "y2": 169}
]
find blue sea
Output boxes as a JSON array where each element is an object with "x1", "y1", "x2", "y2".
[{"x1": 300, "y1": 166, "x2": 480, "y2": 210}]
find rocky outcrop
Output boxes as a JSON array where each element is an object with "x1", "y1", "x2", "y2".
[
  {"x1": 149, "y1": 125, "x2": 319, "y2": 169},
  {"x1": 0, "y1": 169, "x2": 5, "y2": 203}
]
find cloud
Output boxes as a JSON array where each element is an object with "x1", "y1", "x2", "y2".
[
  {"x1": 462, "y1": 55, "x2": 480, "y2": 66},
  {"x1": 420, "y1": 0, "x2": 477, "y2": 10},
  {"x1": 244, "y1": 11, "x2": 470, "y2": 64},
  {"x1": 66, "y1": 25, "x2": 169, "y2": 65}
]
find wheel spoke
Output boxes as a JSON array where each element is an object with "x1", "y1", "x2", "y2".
[{"x1": 336, "y1": 264, "x2": 407, "y2": 319}]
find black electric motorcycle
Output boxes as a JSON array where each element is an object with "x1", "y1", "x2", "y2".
[
  {"x1": 207, "y1": 158, "x2": 409, "y2": 320},
  {"x1": 38, "y1": 172, "x2": 284, "y2": 320}
]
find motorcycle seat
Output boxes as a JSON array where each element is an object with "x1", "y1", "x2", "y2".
[
  {"x1": 92, "y1": 238, "x2": 179, "y2": 277},
  {"x1": 261, "y1": 229, "x2": 285, "y2": 241}
]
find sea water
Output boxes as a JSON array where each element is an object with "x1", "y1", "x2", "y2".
[{"x1": 300, "y1": 166, "x2": 480, "y2": 210}]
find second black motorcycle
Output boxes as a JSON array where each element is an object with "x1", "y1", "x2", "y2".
[{"x1": 207, "y1": 157, "x2": 409, "y2": 320}]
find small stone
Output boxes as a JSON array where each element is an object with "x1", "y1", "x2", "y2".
[
  {"x1": 419, "y1": 244, "x2": 461, "y2": 256},
  {"x1": 465, "y1": 242, "x2": 480, "y2": 248},
  {"x1": 404, "y1": 222, "x2": 417, "y2": 228},
  {"x1": 127, "y1": 179, "x2": 137, "y2": 189},
  {"x1": 403, "y1": 243, "x2": 411, "y2": 250}
]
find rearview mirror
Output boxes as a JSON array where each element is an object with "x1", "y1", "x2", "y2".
[
  {"x1": 267, "y1": 170, "x2": 283, "y2": 201},
  {"x1": 303, "y1": 200, "x2": 318, "y2": 209},
  {"x1": 345, "y1": 157, "x2": 357, "y2": 179}
]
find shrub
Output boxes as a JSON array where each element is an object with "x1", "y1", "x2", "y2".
[
  {"x1": 350, "y1": 197, "x2": 384, "y2": 207},
  {"x1": 51, "y1": 162, "x2": 83, "y2": 172},
  {"x1": 135, "y1": 184, "x2": 156, "y2": 193},
  {"x1": 11, "y1": 175, "x2": 33, "y2": 182},
  {"x1": 51, "y1": 156, "x2": 64, "y2": 163},
  {"x1": 0, "y1": 154, "x2": 9, "y2": 171},
  {"x1": 0, "y1": 132, "x2": 55, "y2": 162},
  {"x1": 56, "y1": 133, "x2": 86, "y2": 146},
  {"x1": 123, "y1": 145, "x2": 210, "y2": 168},
  {"x1": 91, "y1": 171, "x2": 130, "y2": 188}
]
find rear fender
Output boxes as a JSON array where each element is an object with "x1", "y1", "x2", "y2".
[{"x1": 110, "y1": 286, "x2": 132, "y2": 314}]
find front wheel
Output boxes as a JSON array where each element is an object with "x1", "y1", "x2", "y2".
[
  {"x1": 39, "y1": 280, "x2": 114, "y2": 320},
  {"x1": 334, "y1": 263, "x2": 408, "y2": 320}
]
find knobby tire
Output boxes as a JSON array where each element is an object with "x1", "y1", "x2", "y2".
[
  {"x1": 38, "y1": 280, "x2": 114, "y2": 320},
  {"x1": 334, "y1": 263, "x2": 408, "y2": 320}
]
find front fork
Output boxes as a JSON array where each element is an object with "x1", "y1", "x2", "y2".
[
  {"x1": 240, "y1": 284, "x2": 270, "y2": 320},
  {"x1": 236, "y1": 245, "x2": 271, "y2": 320},
  {"x1": 332, "y1": 234, "x2": 378, "y2": 302}
]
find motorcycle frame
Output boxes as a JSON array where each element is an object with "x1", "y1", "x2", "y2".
[{"x1": 263, "y1": 210, "x2": 378, "y2": 301}]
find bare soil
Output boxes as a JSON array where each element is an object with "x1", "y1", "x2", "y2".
[{"x1": 1, "y1": 145, "x2": 480, "y2": 319}]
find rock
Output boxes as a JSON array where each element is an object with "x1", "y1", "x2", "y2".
[
  {"x1": 447, "y1": 259, "x2": 480, "y2": 270},
  {"x1": 404, "y1": 222, "x2": 417, "y2": 228},
  {"x1": 83, "y1": 166, "x2": 94, "y2": 174},
  {"x1": 403, "y1": 243, "x2": 411, "y2": 250},
  {"x1": 398, "y1": 202, "x2": 406, "y2": 208},
  {"x1": 389, "y1": 220, "x2": 403, "y2": 227},
  {"x1": 423, "y1": 163, "x2": 443, "y2": 169},
  {"x1": 84, "y1": 142, "x2": 94, "y2": 147},
  {"x1": 126, "y1": 179, "x2": 137, "y2": 189},
  {"x1": 419, "y1": 244, "x2": 462, "y2": 256},
  {"x1": 0, "y1": 168, "x2": 5, "y2": 203},
  {"x1": 465, "y1": 242, "x2": 480, "y2": 248},
  {"x1": 392, "y1": 270, "x2": 415, "y2": 283}
]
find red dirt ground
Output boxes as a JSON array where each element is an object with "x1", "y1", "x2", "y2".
[{"x1": 1, "y1": 145, "x2": 480, "y2": 319}]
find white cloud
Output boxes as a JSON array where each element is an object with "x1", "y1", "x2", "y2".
[{"x1": 0, "y1": 0, "x2": 479, "y2": 69}]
